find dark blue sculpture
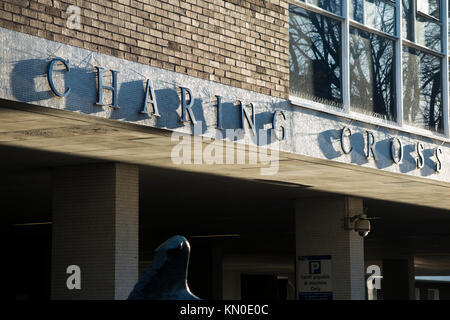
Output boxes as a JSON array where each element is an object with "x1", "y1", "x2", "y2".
[{"x1": 128, "y1": 235, "x2": 200, "y2": 300}]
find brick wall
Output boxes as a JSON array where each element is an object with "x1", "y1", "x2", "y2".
[{"x1": 0, "y1": 0, "x2": 290, "y2": 98}]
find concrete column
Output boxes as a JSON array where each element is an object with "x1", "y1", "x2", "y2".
[
  {"x1": 51, "y1": 163, "x2": 139, "y2": 300},
  {"x1": 295, "y1": 196, "x2": 365, "y2": 300},
  {"x1": 382, "y1": 258, "x2": 415, "y2": 300}
]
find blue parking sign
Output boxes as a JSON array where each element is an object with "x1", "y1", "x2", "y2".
[
  {"x1": 298, "y1": 255, "x2": 332, "y2": 300},
  {"x1": 309, "y1": 261, "x2": 321, "y2": 274}
]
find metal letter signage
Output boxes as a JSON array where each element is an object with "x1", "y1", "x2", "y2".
[
  {"x1": 272, "y1": 110, "x2": 286, "y2": 141},
  {"x1": 365, "y1": 131, "x2": 377, "y2": 160},
  {"x1": 40, "y1": 54, "x2": 449, "y2": 177},
  {"x1": 180, "y1": 87, "x2": 197, "y2": 124},
  {"x1": 141, "y1": 79, "x2": 160, "y2": 117},
  {"x1": 338, "y1": 126, "x2": 446, "y2": 173},
  {"x1": 416, "y1": 142, "x2": 425, "y2": 169},
  {"x1": 216, "y1": 95, "x2": 224, "y2": 130},
  {"x1": 240, "y1": 101, "x2": 256, "y2": 136},
  {"x1": 95, "y1": 66, "x2": 119, "y2": 109},
  {"x1": 340, "y1": 127, "x2": 353, "y2": 155},
  {"x1": 390, "y1": 137, "x2": 403, "y2": 165},
  {"x1": 47, "y1": 58, "x2": 71, "y2": 97},
  {"x1": 435, "y1": 146, "x2": 443, "y2": 173}
]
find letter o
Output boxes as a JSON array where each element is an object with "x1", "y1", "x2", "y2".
[
  {"x1": 253, "y1": 304, "x2": 261, "y2": 314},
  {"x1": 390, "y1": 137, "x2": 403, "y2": 164}
]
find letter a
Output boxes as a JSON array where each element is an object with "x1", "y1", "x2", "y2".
[
  {"x1": 141, "y1": 79, "x2": 160, "y2": 117},
  {"x1": 66, "y1": 265, "x2": 81, "y2": 290}
]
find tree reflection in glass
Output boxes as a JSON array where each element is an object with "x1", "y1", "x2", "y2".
[
  {"x1": 289, "y1": 7, "x2": 343, "y2": 108},
  {"x1": 299, "y1": 0, "x2": 342, "y2": 15},
  {"x1": 349, "y1": 27, "x2": 396, "y2": 120},
  {"x1": 417, "y1": 0, "x2": 440, "y2": 19},
  {"x1": 403, "y1": 0, "x2": 442, "y2": 52},
  {"x1": 402, "y1": 0, "x2": 415, "y2": 41},
  {"x1": 350, "y1": 0, "x2": 396, "y2": 35},
  {"x1": 402, "y1": 47, "x2": 443, "y2": 133},
  {"x1": 416, "y1": 16, "x2": 442, "y2": 52}
]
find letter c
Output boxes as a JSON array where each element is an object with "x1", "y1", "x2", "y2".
[
  {"x1": 340, "y1": 127, "x2": 353, "y2": 154},
  {"x1": 262, "y1": 305, "x2": 269, "y2": 315},
  {"x1": 47, "y1": 57, "x2": 71, "y2": 97}
]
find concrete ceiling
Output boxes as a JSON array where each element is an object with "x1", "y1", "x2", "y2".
[
  {"x1": 1, "y1": 102, "x2": 450, "y2": 277},
  {"x1": 1, "y1": 101, "x2": 450, "y2": 211}
]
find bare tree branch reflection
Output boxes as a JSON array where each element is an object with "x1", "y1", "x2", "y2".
[
  {"x1": 349, "y1": 28, "x2": 396, "y2": 120},
  {"x1": 403, "y1": 47, "x2": 443, "y2": 133},
  {"x1": 289, "y1": 7, "x2": 342, "y2": 108}
]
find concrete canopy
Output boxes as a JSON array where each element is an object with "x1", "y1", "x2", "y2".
[{"x1": 1, "y1": 101, "x2": 450, "y2": 210}]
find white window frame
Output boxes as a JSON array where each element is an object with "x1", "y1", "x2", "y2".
[{"x1": 289, "y1": 0, "x2": 450, "y2": 142}]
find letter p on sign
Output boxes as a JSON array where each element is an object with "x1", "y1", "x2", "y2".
[
  {"x1": 66, "y1": 265, "x2": 81, "y2": 290},
  {"x1": 309, "y1": 261, "x2": 321, "y2": 274}
]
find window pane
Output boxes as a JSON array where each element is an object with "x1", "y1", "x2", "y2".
[
  {"x1": 350, "y1": 0, "x2": 396, "y2": 35},
  {"x1": 402, "y1": 0, "x2": 414, "y2": 41},
  {"x1": 289, "y1": 6, "x2": 343, "y2": 107},
  {"x1": 403, "y1": 0, "x2": 442, "y2": 52},
  {"x1": 349, "y1": 27, "x2": 396, "y2": 120},
  {"x1": 402, "y1": 47, "x2": 443, "y2": 133},
  {"x1": 299, "y1": 0, "x2": 342, "y2": 15},
  {"x1": 416, "y1": 15, "x2": 442, "y2": 52},
  {"x1": 417, "y1": 0, "x2": 440, "y2": 20}
]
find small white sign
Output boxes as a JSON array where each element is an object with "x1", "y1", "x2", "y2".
[{"x1": 298, "y1": 255, "x2": 332, "y2": 300}]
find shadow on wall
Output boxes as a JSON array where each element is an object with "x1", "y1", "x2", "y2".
[
  {"x1": 317, "y1": 126, "x2": 437, "y2": 175},
  {"x1": 10, "y1": 59, "x2": 53, "y2": 103},
  {"x1": 9, "y1": 59, "x2": 214, "y2": 134},
  {"x1": 11, "y1": 59, "x2": 286, "y2": 144}
]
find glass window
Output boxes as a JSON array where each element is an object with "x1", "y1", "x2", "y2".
[
  {"x1": 402, "y1": 46, "x2": 443, "y2": 133},
  {"x1": 299, "y1": 0, "x2": 342, "y2": 15},
  {"x1": 417, "y1": 0, "x2": 440, "y2": 19},
  {"x1": 289, "y1": 6, "x2": 343, "y2": 107},
  {"x1": 416, "y1": 15, "x2": 442, "y2": 52},
  {"x1": 403, "y1": 0, "x2": 442, "y2": 52},
  {"x1": 402, "y1": 0, "x2": 415, "y2": 41},
  {"x1": 350, "y1": 0, "x2": 396, "y2": 35},
  {"x1": 349, "y1": 27, "x2": 396, "y2": 120}
]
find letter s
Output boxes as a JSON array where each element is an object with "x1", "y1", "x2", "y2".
[
  {"x1": 416, "y1": 142, "x2": 424, "y2": 169},
  {"x1": 435, "y1": 146, "x2": 443, "y2": 173}
]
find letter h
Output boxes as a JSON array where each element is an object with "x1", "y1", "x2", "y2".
[{"x1": 95, "y1": 66, "x2": 119, "y2": 109}]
